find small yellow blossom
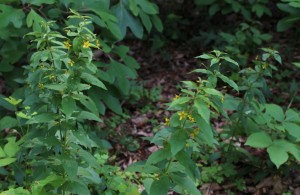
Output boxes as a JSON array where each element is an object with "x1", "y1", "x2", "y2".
[
  {"x1": 189, "y1": 133, "x2": 195, "y2": 139},
  {"x1": 38, "y1": 83, "x2": 44, "y2": 89},
  {"x1": 164, "y1": 118, "x2": 170, "y2": 126},
  {"x1": 178, "y1": 111, "x2": 188, "y2": 121},
  {"x1": 83, "y1": 40, "x2": 90, "y2": 48},
  {"x1": 49, "y1": 75, "x2": 55, "y2": 80},
  {"x1": 173, "y1": 94, "x2": 180, "y2": 100},
  {"x1": 221, "y1": 96, "x2": 224, "y2": 103},
  {"x1": 68, "y1": 60, "x2": 74, "y2": 66},
  {"x1": 96, "y1": 39, "x2": 100, "y2": 48},
  {"x1": 188, "y1": 115, "x2": 196, "y2": 122},
  {"x1": 63, "y1": 41, "x2": 72, "y2": 49}
]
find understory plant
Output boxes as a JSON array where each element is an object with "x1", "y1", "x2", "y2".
[
  {"x1": 128, "y1": 49, "x2": 300, "y2": 194},
  {"x1": 0, "y1": 10, "x2": 139, "y2": 194}
]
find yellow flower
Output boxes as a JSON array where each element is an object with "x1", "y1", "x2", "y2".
[
  {"x1": 96, "y1": 39, "x2": 100, "y2": 48},
  {"x1": 68, "y1": 60, "x2": 74, "y2": 66},
  {"x1": 83, "y1": 40, "x2": 90, "y2": 48},
  {"x1": 173, "y1": 94, "x2": 180, "y2": 100},
  {"x1": 164, "y1": 118, "x2": 170, "y2": 126},
  {"x1": 221, "y1": 96, "x2": 224, "y2": 103},
  {"x1": 178, "y1": 111, "x2": 188, "y2": 121},
  {"x1": 38, "y1": 83, "x2": 44, "y2": 89},
  {"x1": 188, "y1": 115, "x2": 196, "y2": 122},
  {"x1": 63, "y1": 41, "x2": 72, "y2": 49}
]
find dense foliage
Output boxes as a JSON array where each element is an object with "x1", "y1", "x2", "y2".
[{"x1": 0, "y1": 0, "x2": 299, "y2": 194}]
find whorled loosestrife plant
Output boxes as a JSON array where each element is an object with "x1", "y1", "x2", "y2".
[
  {"x1": 1, "y1": 10, "x2": 139, "y2": 195},
  {"x1": 127, "y1": 49, "x2": 300, "y2": 194}
]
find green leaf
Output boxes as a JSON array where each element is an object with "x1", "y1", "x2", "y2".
[
  {"x1": 170, "y1": 129, "x2": 188, "y2": 156},
  {"x1": 151, "y1": 14, "x2": 163, "y2": 32},
  {"x1": 44, "y1": 84, "x2": 66, "y2": 91},
  {"x1": 63, "y1": 159, "x2": 78, "y2": 179},
  {"x1": 112, "y1": 3, "x2": 144, "y2": 39},
  {"x1": 26, "y1": 113, "x2": 59, "y2": 124},
  {"x1": 150, "y1": 175, "x2": 169, "y2": 195},
  {"x1": 277, "y1": 16, "x2": 300, "y2": 32},
  {"x1": 73, "y1": 94, "x2": 98, "y2": 116},
  {"x1": 176, "y1": 150, "x2": 200, "y2": 181},
  {"x1": 0, "y1": 157, "x2": 16, "y2": 167},
  {"x1": 265, "y1": 104, "x2": 285, "y2": 122},
  {"x1": 31, "y1": 173, "x2": 63, "y2": 195},
  {"x1": 272, "y1": 140, "x2": 300, "y2": 162},
  {"x1": 168, "y1": 97, "x2": 191, "y2": 108},
  {"x1": 22, "y1": 0, "x2": 56, "y2": 6},
  {"x1": 171, "y1": 173, "x2": 201, "y2": 195},
  {"x1": 77, "y1": 111, "x2": 102, "y2": 122},
  {"x1": 81, "y1": 72, "x2": 107, "y2": 90},
  {"x1": 245, "y1": 132, "x2": 272, "y2": 148},
  {"x1": 0, "y1": 4, "x2": 25, "y2": 28},
  {"x1": 147, "y1": 148, "x2": 171, "y2": 164},
  {"x1": 223, "y1": 57, "x2": 239, "y2": 67},
  {"x1": 217, "y1": 73, "x2": 239, "y2": 91},
  {"x1": 285, "y1": 109, "x2": 300, "y2": 122},
  {"x1": 77, "y1": 149, "x2": 100, "y2": 169},
  {"x1": 26, "y1": 9, "x2": 45, "y2": 31},
  {"x1": 99, "y1": 91, "x2": 122, "y2": 115},
  {"x1": 4, "y1": 96, "x2": 22, "y2": 106},
  {"x1": 4, "y1": 139, "x2": 19, "y2": 157},
  {"x1": 128, "y1": 0, "x2": 140, "y2": 16},
  {"x1": 62, "y1": 180, "x2": 90, "y2": 195},
  {"x1": 194, "y1": 99, "x2": 210, "y2": 124},
  {"x1": 283, "y1": 122, "x2": 300, "y2": 140},
  {"x1": 0, "y1": 116, "x2": 18, "y2": 131},
  {"x1": 137, "y1": 0, "x2": 158, "y2": 14},
  {"x1": 140, "y1": 11, "x2": 152, "y2": 33},
  {"x1": 267, "y1": 143, "x2": 289, "y2": 168},
  {"x1": 127, "y1": 162, "x2": 160, "y2": 174},
  {"x1": 62, "y1": 96, "x2": 76, "y2": 116},
  {"x1": 203, "y1": 88, "x2": 222, "y2": 96}
]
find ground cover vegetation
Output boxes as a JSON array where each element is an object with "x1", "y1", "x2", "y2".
[{"x1": 0, "y1": 0, "x2": 299, "y2": 194}]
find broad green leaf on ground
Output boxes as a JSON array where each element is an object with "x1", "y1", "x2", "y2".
[
  {"x1": 267, "y1": 143, "x2": 289, "y2": 168},
  {"x1": 265, "y1": 104, "x2": 285, "y2": 121},
  {"x1": 245, "y1": 132, "x2": 272, "y2": 148}
]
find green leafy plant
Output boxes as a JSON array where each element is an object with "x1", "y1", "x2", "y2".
[
  {"x1": 277, "y1": 0, "x2": 300, "y2": 32},
  {"x1": 0, "y1": 0, "x2": 162, "y2": 115},
  {"x1": 195, "y1": 0, "x2": 272, "y2": 20},
  {"x1": 0, "y1": 10, "x2": 140, "y2": 194}
]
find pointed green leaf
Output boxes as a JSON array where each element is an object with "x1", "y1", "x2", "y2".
[
  {"x1": 283, "y1": 122, "x2": 300, "y2": 140},
  {"x1": 77, "y1": 111, "x2": 102, "y2": 122},
  {"x1": 170, "y1": 129, "x2": 188, "y2": 156},
  {"x1": 0, "y1": 157, "x2": 16, "y2": 167},
  {"x1": 62, "y1": 96, "x2": 76, "y2": 116},
  {"x1": 0, "y1": 116, "x2": 18, "y2": 131},
  {"x1": 194, "y1": 99, "x2": 210, "y2": 124},
  {"x1": 267, "y1": 144, "x2": 288, "y2": 168},
  {"x1": 217, "y1": 73, "x2": 239, "y2": 91},
  {"x1": 171, "y1": 173, "x2": 201, "y2": 195},
  {"x1": 81, "y1": 72, "x2": 107, "y2": 90},
  {"x1": 150, "y1": 176, "x2": 169, "y2": 195}
]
